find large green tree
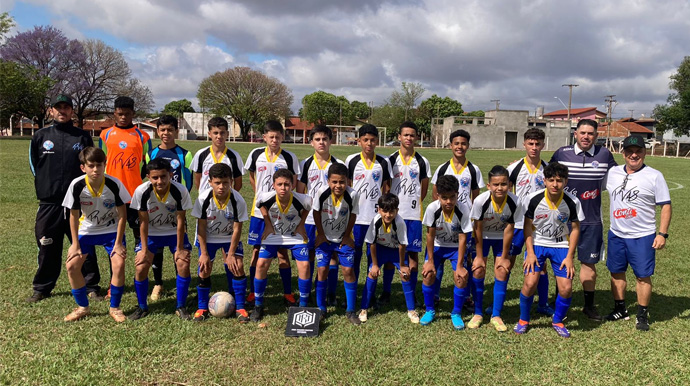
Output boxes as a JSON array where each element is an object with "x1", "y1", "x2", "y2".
[
  {"x1": 0, "y1": 59, "x2": 53, "y2": 132},
  {"x1": 300, "y1": 90, "x2": 353, "y2": 125},
  {"x1": 370, "y1": 103, "x2": 406, "y2": 139},
  {"x1": 0, "y1": 12, "x2": 15, "y2": 42},
  {"x1": 654, "y1": 56, "x2": 690, "y2": 136},
  {"x1": 416, "y1": 94, "x2": 464, "y2": 135},
  {"x1": 162, "y1": 99, "x2": 195, "y2": 117},
  {"x1": 351, "y1": 100, "x2": 370, "y2": 120},
  {"x1": 390, "y1": 81, "x2": 425, "y2": 120}
]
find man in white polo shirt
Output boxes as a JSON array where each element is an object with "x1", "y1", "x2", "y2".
[{"x1": 605, "y1": 135, "x2": 672, "y2": 331}]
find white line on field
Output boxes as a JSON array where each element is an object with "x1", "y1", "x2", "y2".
[{"x1": 668, "y1": 181, "x2": 684, "y2": 191}]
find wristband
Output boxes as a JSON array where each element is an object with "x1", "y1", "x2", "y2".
[{"x1": 658, "y1": 232, "x2": 669, "y2": 239}]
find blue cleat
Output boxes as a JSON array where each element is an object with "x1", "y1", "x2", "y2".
[
  {"x1": 420, "y1": 310, "x2": 436, "y2": 326},
  {"x1": 451, "y1": 313, "x2": 465, "y2": 330},
  {"x1": 552, "y1": 323, "x2": 571, "y2": 338},
  {"x1": 536, "y1": 304, "x2": 555, "y2": 316},
  {"x1": 513, "y1": 320, "x2": 530, "y2": 334}
]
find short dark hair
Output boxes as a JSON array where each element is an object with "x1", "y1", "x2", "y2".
[
  {"x1": 79, "y1": 147, "x2": 106, "y2": 164},
  {"x1": 399, "y1": 121, "x2": 419, "y2": 136},
  {"x1": 488, "y1": 165, "x2": 509, "y2": 180},
  {"x1": 114, "y1": 96, "x2": 135, "y2": 111},
  {"x1": 577, "y1": 119, "x2": 598, "y2": 131},
  {"x1": 435, "y1": 175, "x2": 459, "y2": 196},
  {"x1": 273, "y1": 168, "x2": 293, "y2": 182},
  {"x1": 327, "y1": 163, "x2": 348, "y2": 179},
  {"x1": 207, "y1": 116, "x2": 228, "y2": 130},
  {"x1": 208, "y1": 163, "x2": 232, "y2": 180},
  {"x1": 264, "y1": 120, "x2": 284, "y2": 135},
  {"x1": 449, "y1": 129, "x2": 470, "y2": 143},
  {"x1": 524, "y1": 128, "x2": 545, "y2": 141},
  {"x1": 309, "y1": 125, "x2": 333, "y2": 141},
  {"x1": 358, "y1": 124, "x2": 378, "y2": 138},
  {"x1": 147, "y1": 158, "x2": 171, "y2": 173},
  {"x1": 377, "y1": 193, "x2": 399, "y2": 212},
  {"x1": 157, "y1": 115, "x2": 178, "y2": 130},
  {"x1": 544, "y1": 162, "x2": 569, "y2": 179}
]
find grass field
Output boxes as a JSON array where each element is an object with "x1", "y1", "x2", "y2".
[{"x1": 1, "y1": 138, "x2": 689, "y2": 385}]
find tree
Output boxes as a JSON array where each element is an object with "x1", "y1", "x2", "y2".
[
  {"x1": 370, "y1": 103, "x2": 406, "y2": 139},
  {"x1": 466, "y1": 110, "x2": 485, "y2": 117},
  {"x1": 654, "y1": 56, "x2": 690, "y2": 136},
  {"x1": 197, "y1": 66, "x2": 293, "y2": 140},
  {"x1": 162, "y1": 99, "x2": 195, "y2": 117},
  {"x1": 390, "y1": 81, "x2": 425, "y2": 120},
  {"x1": 416, "y1": 94, "x2": 464, "y2": 136},
  {"x1": 351, "y1": 100, "x2": 370, "y2": 120},
  {"x1": 300, "y1": 91, "x2": 353, "y2": 125},
  {"x1": 115, "y1": 77, "x2": 155, "y2": 116},
  {"x1": 0, "y1": 60, "x2": 53, "y2": 131},
  {"x1": 0, "y1": 12, "x2": 15, "y2": 43}
]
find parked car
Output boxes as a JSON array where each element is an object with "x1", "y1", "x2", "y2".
[{"x1": 385, "y1": 140, "x2": 400, "y2": 146}]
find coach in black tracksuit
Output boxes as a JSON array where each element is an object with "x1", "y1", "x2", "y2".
[{"x1": 27, "y1": 94, "x2": 102, "y2": 302}]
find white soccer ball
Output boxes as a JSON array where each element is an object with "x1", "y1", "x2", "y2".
[{"x1": 208, "y1": 291, "x2": 236, "y2": 318}]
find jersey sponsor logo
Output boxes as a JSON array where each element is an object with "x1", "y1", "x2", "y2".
[
  {"x1": 613, "y1": 208, "x2": 638, "y2": 219},
  {"x1": 591, "y1": 161, "x2": 600, "y2": 168},
  {"x1": 103, "y1": 199, "x2": 116, "y2": 209},
  {"x1": 372, "y1": 171, "x2": 381, "y2": 182},
  {"x1": 42, "y1": 140, "x2": 54, "y2": 150},
  {"x1": 258, "y1": 166, "x2": 267, "y2": 172},
  {"x1": 72, "y1": 143, "x2": 84, "y2": 151},
  {"x1": 355, "y1": 174, "x2": 366, "y2": 181},
  {"x1": 518, "y1": 178, "x2": 529, "y2": 187},
  {"x1": 148, "y1": 206, "x2": 159, "y2": 213},
  {"x1": 409, "y1": 170, "x2": 418, "y2": 179},
  {"x1": 412, "y1": 239, "x2": 422, "y2": 248},
  {"x1": 249, "y1": 231, "x2": 259, "y2": 240},
  {"x1": 118, "y1": 141, "x2": 128, "y2": 149},
  {"x1": 165, "y1": 204, "x2": 176, "y2": 212},
  {"x1": 170, "y1": 159, "x2": 180, "y2": 169},
  {"x1": 39, "y1": 236, "x2": 53, "y2": 245},
  {"x1": 396, "y1": 172, "x2": 403, "y2": 177},
  {"x1": 207, "y1": 215, "x2": 217, "y2": 220},
  {"x1": 535, "y1": 213, "x2": 548, "y2": 220},
  {"x1": 309, "y1": 175, "x2": 319, "y2": 182},
  {"x1": 581, "y1": 189, "x2": 599, "y2": 200},
  {"x1": 271, "y1": 214, "x2": 279, "y2": 219},
  {"x1": 203, "y1": 170, "x2": 209, "y2": 175},
  {"x1": 80, "y1": 201, "x2": 93, "y2": 206},
  {"x1": 460, "y1": 177, "x2": 470, "y2": 188},
  {"x1": 557, "y1": 212, "x2": 569, "y2": 223}
]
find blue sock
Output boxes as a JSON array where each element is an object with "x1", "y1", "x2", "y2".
[
  {"x1": 249, "y1": 265, "x2": 256, "y2": 292},
  {"x1": 224, "y1": 264, "x2": 235, "y2": 296},
  {"x1": 298, "y1": 278, "x2": 311, "y2": 307},
  {"x1": 176, "y1": 275, "x2": 191, "y2": 309},
  {"x1": 360, "y1": 277, "x2": 377, "y2": 309},
  {"x1": 254, "y1": 278, "x2": 268, "y2": 306},
  {"x1": 279, "y1": 267, "x2": 292, "y2": 295},
  {"x1": 467, "y1": 276, "x2": 475, "y2": 301},
  {"x1": 553, "y1": 294, "x2": 572, "y2": 324},
  {"x1": 327, "y1": 264, "x2": 338, "y2": 296},
  {"x1": 232, "y1": 277, "x2": 247, "y2": 310},
  {"x1": 134, "y1": 278, "x2": 149, "y2": 310},
  {"x1": 109, "y1": 284, "x2": 124, "y2": 308},
  {"x1": 519, "y1": 293, "x2": 535, "y2": 322},
  {"x1": 538, "y1": 274, "x2": 549, "y2": 307},
  {"x1": 315, "y1": 280, "x2": 327, "y2": 312},
  {"x1": 452, "y1": 286, "x2": 467, "y2": 314},
  {"x1": 472, "y1": 277, "x2": 485, "y2": 315},
  {"x1": 71, "y1": 286, "x2": 89, "y2": 307},
  {"x1": 401, "y1": 280, "x2": 415, "y2": 311},
  {"x1": 344, "y1": 281, "x2": 357, "y2": 312},
  {"x1": 197, "y1": 285, "x2": 211, "y2": 310},
  {"x1": 434, "y1": 264, "x2": 444, "y2": 298},
  {"x1": 382, "y1": 267, "x2": 394, "y2": 294},
  {"x1": 491, "y1": 279, "x2": 508, "y2": 318},
  {"x1": 422, "y1": 283, "x2": 436, "y2": 311},
  {"x1": 409, "y1": 269, "x2": 418, "y2": 296}
]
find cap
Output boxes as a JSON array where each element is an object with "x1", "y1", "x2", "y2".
[
  {"x1": 622, "y1": 135, "x2": 645, "y2": 149},
  {"x1": 50, "y1": 94, "x2": 73, "y2": 107}
]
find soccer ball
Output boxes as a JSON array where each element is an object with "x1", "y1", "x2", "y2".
[{"x1": 208, "y1": 291, "x2": 236, "y2": 318}]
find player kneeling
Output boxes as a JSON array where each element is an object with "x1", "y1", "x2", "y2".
[
  {"x1": 313, "y1": 164, "x2": 360, "y2": 325},
  {"x1": 418, "y1": 175, "x2": 473, "y2": 329},
  {"x1": 514, "y1": 162, "x2": 583, "y2": 338},
  {"x1": 129, "y1": 158, "x2": 194, "y2": 320},
  {"x1": 192, "y1": 163, "x2": 249, "y2": 322},
  {"x1": 62, "y1": 147, "x2": 131, "y2": 322}
]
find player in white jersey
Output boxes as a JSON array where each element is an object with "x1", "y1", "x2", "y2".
[
  {"x1": 190, "y1": 117, "x2": 245, "y2": 192},
  {"x1": 312, "y1": 164, "x2": 361, "y2": 325},
  {"x1": 251, "y1": 169, "x2": 312, "y2": 322},
  {"x1": 62, "y1": 147, "x2": 131, "y2": 322},
  {"x1": 515, "y1": 162, "x2": 584, "y2": 338},
  {"x1": 191, "y1": 163, "x2": 249, "y2": 322},
  {"x1": 244, "y1": 120, "x2": 301, "y2": 306},
  {"x1": 604, "y1": 136, "x2": 672, "y2": 331},
  {"x1": 345, "y1": 124, "x2": 393, "y2": 286},
  {"x1": 386, "y1": 121, "x2": 431, "y2": 307},
  {"x1": 128, "y1": 158, "x2": 194, "y2": 321},
  {"x1": 470, "y1": 166, "x2": 521, "y2": 331}
]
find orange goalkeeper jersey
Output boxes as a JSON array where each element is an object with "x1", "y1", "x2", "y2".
[{"x1": 99, "y1": 125, "x2": 152, "y2": 199}]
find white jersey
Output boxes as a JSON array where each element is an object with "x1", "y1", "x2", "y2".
[
  {"x1": 346, "y1": 153, "x2": 393, "y2": 225},
  {"x1": 389, "y1": 150, "x2": 431, "y2": 221},
  {"x1": 606, "y1": 165, "x2": 671, "y2": 238},
  {"x1": 192, "y1": 188, "x2": 248, "y2": 244},
  {"x1": 524, "y1": 189, "x2": 584, "y2": 248},
  {"x1": 312, "y1": 186, "x2": 359, "y2": 243},
  {"x1": 245, "y1": 147, "x2": 301, "y2": 218},
  {"x1": 130, "y1": 180, "x2": 193, "y2": 236},
  {"x1": 422, "y1": 200, "x2": 473, "y2": 248},
  {"x1": 256, "y1": 191, "x2": 312, "y2": 245},
  {"x1": 507, "y1": 157, "x2": 547, "y2": 229},
  {"x1": 431, "y1": 159, "x2": 484, "y2": 214},
  {"x1": 299, "y1": 154, "x2": 344, "y2": 225},
  {"x1": 364, "y1": 213, "x2": 407, "y2": 248},
  {"x1": 62, "y1": 175, "x2": 131, "y2": 235},
  {"x1": 190, "y1": 146, "x2": 245, "y2": 192},
  {"x1": 470, "y1": 191, "x2": 521, "y2": 240}
]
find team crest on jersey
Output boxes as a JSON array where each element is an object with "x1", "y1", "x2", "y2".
[
  {"x1": 591, "y1": 161, "x2": 600, "y2": 168},
  {"x1": 42, "y1": 140, "x2": 54, "y2": 150},
  {"x1": 103, "y1": 199, "x2": 116, "y2": 209},
  {"x1": 409, "y1": 170, "x2": 418, "y2": 179},
  {"x1": 170, "y1": 159, "x2": 180, "y2": 169},
  {"x1": 451, "y1": 224, "x2": 462, "y2": 232},
  {"x1": 286, "y1": 214, "x2": 296, "y2": 221},
  {"x1": 223, "y1": 210, "x2": 234, "y2": 220},
  {"x1": 166, "y1": 204, "x2": 176, "y2": 212},
  {"x1": 500, "y1": 214, "x2": 510, "y2": 222},
  {"x1": 460, "y1": 177, "x2": 470, "y2": 188},
  {"x1": 339, "y1": 208, "x2": 348, "y2": 216},
  {"x1": 372, "y1": 171, "x2": 381, "y2": 182},
  {"x1": 557, "y1": 212, "x2": 569, "y2": 223},
  {"x1": 274, "y1": 165, "x2": 284, "y2": 172},
  {"x1": 118, "y1": 141, "x2": 128, "y2": 149},
  {"x1": 535, "y1": 176, "x2": 545, "y2": 188}
]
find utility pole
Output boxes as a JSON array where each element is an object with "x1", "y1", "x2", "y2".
[
  {"x1": 628, "y1": 109, "x2": 634, "y2": 118},
  {"x1": 562, "y1": 84, "x2": 578, "y2": 126},
  {"x1": 491, "y1": 99, "x2": 500, "y2": 111},
  {"x1": 604, "y1": 94, "x2": 617, "y2": 148}
]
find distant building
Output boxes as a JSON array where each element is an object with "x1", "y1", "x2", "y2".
[
  {"x1": 284, "y1": 116, "x2": 314, "y2": 143},
  {"x1": 543, "y1": 107, "x2": 607, "y2": 127},
  {"x1": 598, "y1": 120, "x2": 655, "y2": 140}
]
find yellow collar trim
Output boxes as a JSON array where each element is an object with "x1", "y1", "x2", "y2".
[
  {"x1": 360, "y1": 152, "x2": 375, "y2": 170},
  {"x1": 211, "y1": 147, "x2": 227, "y2": 164},
  {"x1": 523, "y1": 157, "x2": 540, "y2": 174},
  {"x1": 442, "y1": 208, "x2": 454, "y2": 223},
  {"x1": 85, "y1": 177, "x2": 104, "y2": 198},
  {"x1": 314, "y1": 154, "x2": 331, "y2": 170},
  {"x1": 213, "y1": 192, "x2": 230, "y2": 211},
  {"x1": 450, "y1": 159, "x2": 468, "y2": 175},
  {"x1": 400, "y1": 150, "x2": 415, "y2": 166},
  {"x1": 331, "y1": 193, "x2": 342, "y2": 207},
  {"x1": 545, "y1": 191, "x2": 563, "y2": 210},
  {"x1": 491, "y1": 194, "x2": 507, "y2": 214},
  {"x1": 265, "y1": 147, "x2": 282, "y2": 163},
  {"x1": 154, "y1": 185, "x2": 170, "y2": 204},
  {"x1": 276, "y1": 193, "x2": 293, "y2": 214}
]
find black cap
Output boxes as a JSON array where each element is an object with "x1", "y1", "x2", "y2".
[
  {"x1": 622, "y1": 135, "x2": 645, "y2": 149},
  {"x1": 51, "y1": 94, "x2": 73, "y2": 107}
]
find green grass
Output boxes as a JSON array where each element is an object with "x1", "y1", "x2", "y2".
[{"x1": 1, "y1": 139, "x2": 689, "y2": 385}]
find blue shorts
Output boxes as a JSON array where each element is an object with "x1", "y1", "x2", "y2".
[
  {"x1": 353, "y1": 223, "x2": 368, "y2": 248},
  {"x1": 78, "y1": 233, "x2": 124, "y2": 257},
  {"x1": 425, "y1": 246, "x2": 460, "y2": 271},
  {"x1": 315, "y1": 242, "x2": 355, "y2": 268},
  {"x1": 404, "y1": 219, "x2": 423, "y2": 253},
  {"x1": 482, "y1": 238, "x2": 504, "y2": 258},
  {"x1": 195, "y1": 241, "x2": 244, "y2": 260},
  {"x1": 305, "y1": 224, "x2": 317, "y2": 249},
  {"x1": 606, "y1": 231, "x2": 656, "y2": 278},
  {"x1": 259, "y1": 244, "x2": 309, "y2": 261},
  {"x1": 367, "y1": 244, "x2": 408, "y2": 271},
  {"x1": 135, "y1": 234, "x2": 191, "y2": 254},
  {"x1": 577, "y1": 224, "x2": 604, "y2": 264},
  {"x1": 509, "y1": 228, "x2": 525, "y2": 256},
  {"x1": 524, "y1": 246, "x2": 570, "y2": 279},
  {"x1": 247, "y1": 217, "x2": 265, "y2": 246}
]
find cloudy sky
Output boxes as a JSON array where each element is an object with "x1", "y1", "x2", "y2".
[{"x1": 3, "y1": 0, "x2": 689, "y2": 118}]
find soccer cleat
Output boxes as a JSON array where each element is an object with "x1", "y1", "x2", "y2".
[
  {"x1": 64, "y1": 306, "x2": 90, "y2": 322},
  {"x1": 150, "y1": 285, "x2": 164, "y2": 301},
  {"x1": 606, "y1": 308, "x2": 630, "y2": 321},
  {"x1": 378, "y1": 291, "x2": 391, "y2": 306},
  {"x1": 451, "y1": 313, "x2": 465, "y2": 330},
  {"x1": 128, "y1": 306, "x2": 149, "y2": 321},
  {"x1": 283, "y1": 293, "x2": 297, "y2": 307},
  {"x1": 582, "y1": 306, "x2": 604, "y2": 321},
  {"x1": 250, "y1": 306, "x2": 264, "y2": 323},
  {"x1": 552, "y1": 323, "x2": 571, "y2": 338},
  {"x1": 420, "y1": 310, "x2": 436, "y2": 326},
  {"x1": 636, "y1": 313, "x2": 650, "y2": 331},
  {"x1": 26, "y1": 291, "x2": 50, "y2": 303},
  {"x1": 109, "y1": 307, "x2": 126, "y2": 323},
  {"x1": 87, "y1": 291, "x2": 105, "y2": 301},
  {"x1": 176, "y1": 307, "x2": 192, "y2": 320},
  {"x1": 407, "y1": 310, "x2": 420, "y2": 324},
  {"x1": 467, "y1": 314, "x2": 483, "y2": 329},
  {"x1": 346, "y1": 311, "x2": 362, "y2": 326},
  {"x1": 514, "y1": 320, "x2": 530, "y2": 334},
  {"x1": 236, "y1": 309, "x2": 250, "y2": 323},
  {"x1": 490, "y1": 317, "x2": 508, "y2": 332},
  {"x1": 536, "y1": 304, "x2": 555, "y2": 317},
  {"x1": 193, "y1": 309, "x2": 210, "y2": 322},
  {"x1": 358, "y1": 309, "x2": 368, "y2": 323}
]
